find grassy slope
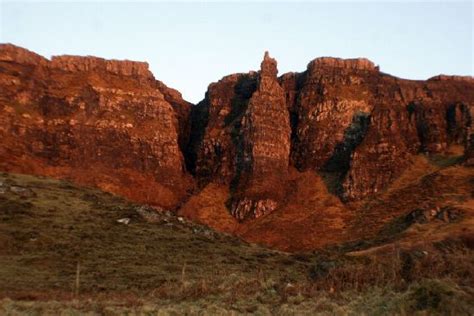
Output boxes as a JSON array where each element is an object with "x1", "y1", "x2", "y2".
[
  {"x1": 0, "y1": 173, "x2": 312, "y2": 292},
  {"x1": 0, "y1": 156, "x2": 473, "y2": 314}
]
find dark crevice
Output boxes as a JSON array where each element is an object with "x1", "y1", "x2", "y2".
[
  {"x1": 288, "y1": 72, "x2": 307, "y2": 169},
  {"x1": 322, "y1": 111, "x2": 371, "y2": 196},
  {"x1": 228, "y1": 75, "x2": 257, "y2": 195},
  {"x1": 184, "y1": 96, "x2": 210, "y2": 175},
  {"x1": 410, "y1": 102, "x2": 430, "y2": 152},
  {"x1": 446, "y1": 103, "x2": 471, "y2": 145}
]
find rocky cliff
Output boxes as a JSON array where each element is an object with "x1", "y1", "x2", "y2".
[
  {"x1": 1, "y1": 43, "x2": 473, "y2": 251},
  {"x1": 0, "y1": 44, "x2": 192, "y2": 209},
  {"x1": 189, "y1": 53, "x2": 473, "y2": 210},
  {"x1": 229, "y1": 52, "x2": 290, "y2": 220},
  {"x1": 283, "y1": 57, "x2": 473, "y2": 200},
  {"x1": 186, "y1": 52, "x2": 292, "y2": 221}
]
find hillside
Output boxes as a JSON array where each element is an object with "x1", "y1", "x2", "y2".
[
  {"x1": 1, "y1": 44, "x2": 473, "y2": 252},
  {"x1": 0, "y1": 43, "x2": 473, "y2": 314},
  {"x1": 0, "y1": 165, "x2": 473, "y2": 314}
]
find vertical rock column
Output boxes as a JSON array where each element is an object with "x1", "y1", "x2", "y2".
[{"x1": 231, "y1": 52, "x2": 291, "y2": 221}]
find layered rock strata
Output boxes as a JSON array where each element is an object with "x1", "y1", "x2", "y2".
[
  {"x1": 231, "y1": 52, "x2": 291, "y2": 220},
  {"x1": 1, "y1": 43, "x2": 473, "y2": 230},
  {"x1": 0, "y1": 44, "x2": 192, "y2": 209},
  {"x1": 188, "y1": 52, "x2": 291, "y2": 221}
]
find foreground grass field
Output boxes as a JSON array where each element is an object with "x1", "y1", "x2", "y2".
[{"x1": 0, "y1": 169, "x2": 473, "y2": 315}]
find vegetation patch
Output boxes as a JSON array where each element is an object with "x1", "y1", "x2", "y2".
[{"x1": 0, "y1": 172, "x2": 472, "y2": 314}]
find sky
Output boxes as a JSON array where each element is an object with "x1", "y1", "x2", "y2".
[{"x1": 0, "y1": 1, "x2": 472, "y2": 103}]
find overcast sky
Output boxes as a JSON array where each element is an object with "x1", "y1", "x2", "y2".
[{"x1": 1, "y1": 1, "x2": 472, "y2": 103}]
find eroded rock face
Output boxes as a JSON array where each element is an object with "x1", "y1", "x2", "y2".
[
  {"x1": 429, "y1": 75, "x2": 474, "y2": 83},
  {"x1": 291, "y1": 58, "x2": 376, "y2": 172},
  {"x1": 189, "y1": 52, "x2": 473, "y2": 223},
  {"x1": 309, "y1": 57, "x2": 377, "y2": 71},
  {"x1": 284, "y1": 58, "x2": 474, "y2": 200},
  {"x1": 341, "y1": 106, "x2": 418, "y2": 200},
  {"x1": 464, "y1": 104, "x2": 474, "y2": 166},
  {"x1": 465, "y1": 135, "x2": 474, "y2": 166},
  {"x1": 231, "y1": 52, "x2": 291, "y2": 220},
  {"x1": 188, "y1": 52, "x2": 290, "y2": 221},
  {"x1": 1, "y1": 44, "x2": 473, "y2": 226},
  {"x1": 0, "y1": 43, "x2": 48, "y2": 65},
  {"x1": 0, "y1": 44, "x2": 192, "y2": 209},
  {"x1": 49, "y1": 55, "x2": 153, "y2": 79},
  {"x1": 187, "y1": 72, "x2": 258, "y2": 184},
  {"x1": 155, "y1": 80, "x2": 193, "y2": 156}
]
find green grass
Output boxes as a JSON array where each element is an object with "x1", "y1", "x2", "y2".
[
  {"x1": 0, "y1": 173, "x2": 313, "y2": 294},
  {"x1": 1, "y1": 279, "x2": 472, "y2": 315},
  {"x1": 428, "y1": 152, "x2": 465, "y2": 168},
  {"x1": 0, "y1": 172, "x2": 473, "y2": 315}
]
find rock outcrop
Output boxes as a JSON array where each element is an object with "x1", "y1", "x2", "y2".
[
  {"x1": 155, "y1": 80, "x2": 193, "y2": 156},
  {"x1": 308, "y1": 57, "x2": 377, "y2": 71},
  {"x1": 188, "y1": 52, "x2": 473, "y2": 224},
  {"x1": 428, "y1": 75, "x2": 474, "y2": 83},
  {"x1": 187, "y1": 72, "x2": 258, "y2": 184},
  {"x1": 1, "y1": 43, "x2": 473, "y2": 251},
  {"x1": 341, "y1": 105, "x2": 418, "y2": 199},
  {"x1": 0, "y1": 43, "x2": 48, "y2": 65},
  {"x1": 290, "y1": 57, "x2": 376, "y2": 173},
  {"x1": 188, "y1": 52, "x2": 290, "y2": 221},
  {"x1": 282, "y1": 57, "x2": 474, "y2": 200},
  {"x1": 49, "y1": 55, "x2": 153, "y2": 79},
  {"x1": 231, "y1": 52, "x2": 291, "y2": 220},
  {"x1": 464, "y1": 104, "x2": 474, "y2": 166},
  {"x1": 0, "y1": 44, "x2": 192, "y2": 209}
]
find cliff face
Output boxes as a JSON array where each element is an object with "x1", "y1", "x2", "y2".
[
  {"x1": 231, "y1": 52, "x2": 291, "y2": 220},
  {"x1": 282, "y1": 57, "x2": 474, "y2": 200},
  {"x1": 1, "y1": 43, "x2": 473, "y2": 251},
  {"x1": 191, "y1": 54, "x2": 473, "y2": 212},
  {"x1": 187, "y1": 72, "x2": 257, "y2": 185},
  {"x1": 0, "y1": 44, "x2": 192, "y2": 209},
  {"x1": 187, "y1": 52, "x2": 291, "y2": 221},
  {"x1": 49, "y1": 55, "x2": 153, "y2": 79}
]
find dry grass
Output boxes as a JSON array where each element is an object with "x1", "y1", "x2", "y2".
[
  {"x1": 311, "y1": 242, "x2": 473, "y2": 293},
  {"x1": 0, "y1": 170, "x2": 473, "y2": 314}
]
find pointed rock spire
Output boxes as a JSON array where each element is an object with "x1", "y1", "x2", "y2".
[
  {"x1": 230, "y1": 51, "x2": 291, "y2": 221},
  {"x1": 260, "y1": 51, "x2": 278, "y2": 78}
]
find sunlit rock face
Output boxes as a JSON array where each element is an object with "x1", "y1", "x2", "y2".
[
  {"x1": 189, "y1": 52, "x2": 473, "y2": 224},
  {"x1": 289, "y1": 57, "x2": 377, "y2": 172},
  {"x1": 280, "y1": 57, "x2": 473, "y2": 200},
  {"x1": 188, "y1": 52, "x2": 290, "y2": 221},
  {"x1": 231, "y1": 52, "x2": 291, "y2": 221},
  {"x1": 1, "y1": 44, "x2": 473, "y2": 224},
  {"x1": 459, "y1": 99, "x2": 474, "y2": 163},
  {"x1": 187, "y1": 72, "x2": 257, "y2": 185},
  {"x1": 0, "y1": 44, "x2": 193, "y2": 209}
]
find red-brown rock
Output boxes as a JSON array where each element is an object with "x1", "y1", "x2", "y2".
[
  {"x1": 188, "y1": 52, "x2": 290, "y2": 221},
  {"x1": 49, "y1": 55, "x2": 153, "y2": 79},
  {"x1": 231, "y1": 52, "x2": 291, "y2": 220},
  {"x1": 1, "y1": 44, "x2": 474, "y2": 252},
  {"x1": 0, "y1": 43, "x2": 192, "y2": 209},
  {"x1": 285, "y1": 58, "x2": 474, "y2": 199}
]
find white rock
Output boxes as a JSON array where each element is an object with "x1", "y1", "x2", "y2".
[{"x1": 117, "y1": 218, "x2": 131, "y2": 225}]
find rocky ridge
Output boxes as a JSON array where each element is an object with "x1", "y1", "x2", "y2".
[
  {"x1": 230, "y1": 52, "x2": 291, "y2": 220},
  {"x1": 190, "y1": 53, "x2": 473, "y2": 206},
  {"x1": 49, "y1": 55, "x2": 153, "y2": 79},
  {"x1": 1, "y1": 43, "x2": 473, "y2": 251},
  {"x1": 0, "y1": 43, "x2": 192, "y2": 209}
]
